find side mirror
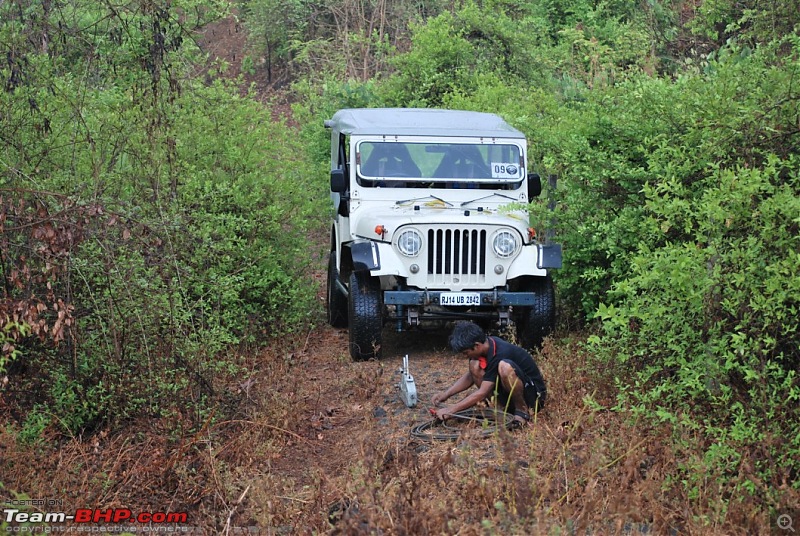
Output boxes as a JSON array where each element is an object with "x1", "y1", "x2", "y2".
[
  {"x1": 527, "y1": 173, "x2": 542, "y2": 198},
  {"x1": 330, "y1": 168, "x2": 346, "y2": 193}
]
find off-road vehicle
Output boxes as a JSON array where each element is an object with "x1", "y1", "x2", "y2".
[{"x1": 324, "y1": 108, "x2": 561, "y2": 361}]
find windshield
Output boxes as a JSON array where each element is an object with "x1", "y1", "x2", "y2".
[{"x1": 356, "y1": 141, "x2": 524, "y2": 189}]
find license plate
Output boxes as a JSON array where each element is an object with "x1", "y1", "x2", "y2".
[{"x1": 440, "y1": 292, "x2": 481, "y2": 306}]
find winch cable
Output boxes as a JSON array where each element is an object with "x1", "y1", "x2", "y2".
[{"x1": 410, "y1": 408, "x2": 515, "y2": 441}]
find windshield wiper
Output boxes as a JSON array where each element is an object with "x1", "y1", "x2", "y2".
[
  {"x1": 460, "y1": 193, "x2": 517, "y2": 207},
  {"x1": 396, "y1": 195, "x2": 453, "y2": 207}
]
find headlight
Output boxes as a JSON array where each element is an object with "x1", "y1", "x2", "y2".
[
  {"x1": 493, "y1": 231, "x2": 518, "y2": 258},
  {"x1": 397, "y1": 229, "x2": 422, "y2": 257}
]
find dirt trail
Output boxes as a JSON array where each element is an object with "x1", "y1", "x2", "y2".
[
  {"x1": 238, "y1": 311, "x2": 662, "y2": 534},
  {"x1": 258, "y1": 327, "x2": 469, "y2": 525}
]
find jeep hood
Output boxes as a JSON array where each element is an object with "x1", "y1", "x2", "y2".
[{"x1": 351, "y1": 203, "x2": 530, "y2": 242}]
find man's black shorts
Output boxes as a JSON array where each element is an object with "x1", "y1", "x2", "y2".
[{"x1": 495, "y1": 358, "x2": 546, "y2": 412}]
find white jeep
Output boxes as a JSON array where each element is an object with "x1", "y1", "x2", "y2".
[{"x1": 324, "y1": 108, "x2": 561, "y2": 361}]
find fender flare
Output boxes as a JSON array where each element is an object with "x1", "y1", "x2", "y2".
[{"x1": 348, "y1": 240, "x2": 381, "y2": 272}]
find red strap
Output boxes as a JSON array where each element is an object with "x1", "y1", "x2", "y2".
[{"x1": 480, "y1": 337, "x2": 496, "y2": 370}]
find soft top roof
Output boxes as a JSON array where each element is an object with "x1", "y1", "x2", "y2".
[{"x1": 325, "y1": 108, "x2": 525, "y2": 139}]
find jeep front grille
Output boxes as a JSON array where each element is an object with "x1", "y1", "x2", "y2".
[{"x1": 427, "y1": 228, "x2": 487, "y2": 286}]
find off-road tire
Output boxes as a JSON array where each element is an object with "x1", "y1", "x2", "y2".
[
  {"x1": 327, "y1": 251, "x2": 348, "y2": 328},
  {"x1": 348, "y1": 271, "x2": 383, "y2": 361},
  {"x1": 516, "y1": 275, "x2": 556, "y2": 350}
]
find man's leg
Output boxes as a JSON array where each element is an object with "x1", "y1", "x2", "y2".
[
  {"x1": 498, "y1": 360, "x2": 530, "y2": 422},
  {"x1": 469, "y1": 359, "x2": 485, "y2": 388}
]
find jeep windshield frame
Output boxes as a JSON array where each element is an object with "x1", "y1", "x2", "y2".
[{"x1": 354, "y1": 139, "x2": 525, "y2": 189}]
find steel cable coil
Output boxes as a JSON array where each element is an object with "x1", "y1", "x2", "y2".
[{"x1": 410, "y1": 408, "x2": 515, "y2": 441}]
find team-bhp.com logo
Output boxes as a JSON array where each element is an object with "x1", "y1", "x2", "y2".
[{"x1": 4, "y1": 508, "x2": 188, "y2": 524}]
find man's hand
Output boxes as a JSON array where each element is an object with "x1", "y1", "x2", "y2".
[
  {"x1": 434, "y1": 407, "x2": 454, "y2": 421},
  {"x1": 431, "y1": 391, "x2": 448, "y2": 406}
]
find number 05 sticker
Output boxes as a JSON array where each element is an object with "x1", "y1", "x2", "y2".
[{"x1": 491, "y1": 162, "x2": 520, "y2": 179}]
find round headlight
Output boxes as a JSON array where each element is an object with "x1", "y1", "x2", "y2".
[
  {"x1": 493, "y1": 231, "x2": 518, "y2": 258},
  {"x1": 397, "y1": 229, "x2": 422, "y2": 257}
]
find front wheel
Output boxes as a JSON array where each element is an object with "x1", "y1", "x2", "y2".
[
  {"x1": 516, "y1": 275, "x2": 556, "y2": 350},
  {"x1": 348, "y1": 271, "x2": 383, "y2": 361},
  {"x1": 326, "y1": 251, "x2": 348, "y2": 328}
]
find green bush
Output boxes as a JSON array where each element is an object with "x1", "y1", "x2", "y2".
[
  {"x1": 592, "y1": 159, "x2": 800, "y2": 502},
  {"x1": 583, "y1": 39, "x2": 800, "y2": 507},
  {"x1": 0, "y1": 1, "x2": 320, "y2": 438}
]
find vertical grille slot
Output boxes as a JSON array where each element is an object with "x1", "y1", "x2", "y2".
[{"x1": 427, "y1": 228, "x2": 487, "y2": 284}]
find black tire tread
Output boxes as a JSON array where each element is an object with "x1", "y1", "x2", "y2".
[
  {"x1": 348, "y1": 271, "x2": 383, "y2": 361},
  {"x1": 517, "y1": 275, "x2": 556, "y2": 350}
]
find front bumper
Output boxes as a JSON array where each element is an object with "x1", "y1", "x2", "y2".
[{"x1": 384, "y1": 290, "x2": 537, "y2": 306}]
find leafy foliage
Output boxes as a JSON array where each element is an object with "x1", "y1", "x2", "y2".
[
  {"x1": 0, "y1": 1, "x2": 320, "y2": 438},
  {"x1": 237, "y1": 0, "x2": 311, "y2": 81},
  {"x1": 238, "y1": 0, "x2": 444, "y2": 83},
  {"x1": 581, "y1": 41, "x2": 800, "y2": 502},
  {"x1": 691, "y1": 0, "x2": 800, "y2": 46}
]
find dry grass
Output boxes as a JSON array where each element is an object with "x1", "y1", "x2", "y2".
[{"x1": 1, "y1": 324, "x2": 791, "y2": 534}]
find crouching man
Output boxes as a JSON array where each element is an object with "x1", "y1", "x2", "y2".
[{"x1": 432, "y1": 321, "x2": 547, "y2": 427}]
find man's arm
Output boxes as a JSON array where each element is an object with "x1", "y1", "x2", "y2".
[
  {"x1": 431, "y1": 371, "x2": 473, "y2": 406},
  {"x1": 435, "y1": 380, "x2": 494, "y2": 420}
]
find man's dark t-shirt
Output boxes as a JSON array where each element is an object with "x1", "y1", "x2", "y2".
[{"x1": 481, "y1": 336, "x2": 547, "y2": 396}]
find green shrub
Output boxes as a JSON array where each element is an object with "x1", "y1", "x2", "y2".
[
  {"x1": 592, "y1": 159, "x2": 800, "y2": 505},
  {"x1": 0, "y1": 1, "x2": 319, "y2": 438}
]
